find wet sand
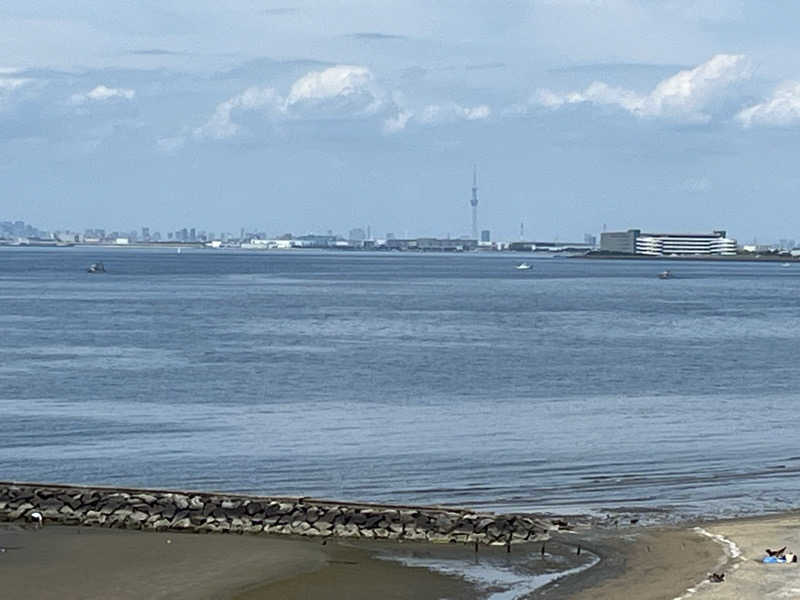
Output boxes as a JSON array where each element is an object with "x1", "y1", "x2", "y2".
[
  {"x1": 0, "y1": 524, "x2": 473, "y2": 600},
  {"x1": 537, "y1": 527, "x2": 724, "y2": 600},
  {"x1": 4, "y1": 515, "x2": 800, "y2": 599}
]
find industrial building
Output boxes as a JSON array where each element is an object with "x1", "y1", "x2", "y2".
[{"x1": 600, "y1": 229, "x2": 737, "y2": 256}]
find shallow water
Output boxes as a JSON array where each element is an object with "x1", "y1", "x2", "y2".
[{"x1": 2, "y1": 247, "x2": 799, "y2": 519}]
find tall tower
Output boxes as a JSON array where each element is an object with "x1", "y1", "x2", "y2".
[{"x1": 470, "y1": 165, "x2": 479, "y2": 240}]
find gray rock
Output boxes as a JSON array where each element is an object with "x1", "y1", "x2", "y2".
[
  {"x1": 349, "y1": 512, "x2": 367, "y2": 526},
  {"x1": 389, "y1": 522, "x2": 404, "y2": 534},
  {"x1": 305, "y1": 507, "x2": 320, "y2": 523},
  {"x1": 246, "y1": 501, "x2": 264, "y2": 516}
]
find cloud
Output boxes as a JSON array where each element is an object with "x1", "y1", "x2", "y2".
[
  {"x1": 196, "y1": 65, "x2": 391, "y2": 139},
  {"x1": 420, "y1": 103, "x2": 491, "y2": 124},
  {"x1": 285, "y1": 65, "x2": 384, "y2": 116},
  {"x1": 383, "y1": 109, "x2": 413, "y2": 133},
  {"x1": 0, "y1": 77, "x2": 30, "y2": 93},
  {"x1": 535, "y1": 54, "x2": 750, "y2": 122},
  {"x1": 194, "y1": 86, "x2": 282, "y2": 139},
  {"x1": 194, "y1": 64, "x2": 494, "y2": 140},
  {"x1": 0, "y1": 75, "x2": 32, "y2": 109},
  {"x1": 737, "y1": 82, "x2": 800, "y2": 128},
  {"x1": 156, "y1": 136, "x2": 186, "y2": 154},
  {"x1": 71, "y1": 85, "x2": 135, "y2": 105}
]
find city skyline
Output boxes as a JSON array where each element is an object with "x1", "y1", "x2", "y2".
[{"x1": 4, "y1": 3, "x2": 800, "y2": 240}]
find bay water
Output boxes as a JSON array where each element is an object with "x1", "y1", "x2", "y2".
[{"x1": 2, "y1": 248, "x2": 799, "y2": 521}]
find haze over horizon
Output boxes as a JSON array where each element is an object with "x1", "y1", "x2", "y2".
[{"x1": 3, "y1": 1, "x2": 800, "y2": 242}]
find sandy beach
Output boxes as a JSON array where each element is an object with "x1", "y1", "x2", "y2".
[
  {"x1": 687, "y1": 513, "x2": 800, "y2": 599},
  {"x1": 4, "y1": 514, "x2": 800, "y2": 599}
]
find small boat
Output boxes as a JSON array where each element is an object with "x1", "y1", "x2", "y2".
[
  {"x1": 781, "y1": 262, "x2": 791, "y2": 268},
  {"x1": 658, "y1": 270, "x2": 672, "y2": 279},
  {"x1": 516, "y1": 262, "x2": 532, "y2": 271},
  {"x1": 87, "y1": 262, "x2": 105, "y2": 273},
  {"x1": 177, "y1": 247, "x2": 182, "y2": 254}
]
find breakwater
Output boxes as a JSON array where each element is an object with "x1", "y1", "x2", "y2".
[{"x1": 0, "y1": 482, "x2": 555, "y2": 545}]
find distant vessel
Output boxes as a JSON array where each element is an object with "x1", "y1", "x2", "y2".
[
  {"x1": 87, "y1": 262, "x2": 105, "y2": 273},
  {"x1": 516, "y1": 263, "x2": 532, "y2": 271},
  {"x1": 781, "y1": 262, "x2": 791, "y2": 268},
  {"x1": 658, "y1": 270, "x2": 672, "y2": 279},
  {"x1": 177, "y1": 247, "x2": 182, "y2": 254}
]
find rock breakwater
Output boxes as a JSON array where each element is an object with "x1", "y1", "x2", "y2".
[{"x1": 0, "y1": 482, "x2": 555, "y2": 545}]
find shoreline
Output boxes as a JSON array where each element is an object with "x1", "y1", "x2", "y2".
[
  {"x1": 3, "y1": 244, "x2": 799, "y2": 262},
  {"x1": 4, "y1": 481, "x2": 800, "y2": 598},
  {"x1": 3, "y1": 512, "x2": 800, "y2": 599}
]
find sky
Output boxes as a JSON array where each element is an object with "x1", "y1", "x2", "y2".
[{"x1": 3, "y1": 1, "x2": 800, "y2": 242}]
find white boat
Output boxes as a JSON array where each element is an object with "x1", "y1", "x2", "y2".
[
  {"x1": 781, "y1": 262, "x2": 791, "y2": 268},
  {"x1": 516, "y1": 262, "x2": 532, "y2": 271},
  {"x1": 87, "y1": 262, "x2": 105, "y2": 273},
  {"x1": 177, "y1": 247, "x2": 182, "y2": 254},
  {"x1": 658, "y1": 270, "x2": 672, "y2": 279}
]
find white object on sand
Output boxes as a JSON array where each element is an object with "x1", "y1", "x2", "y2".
[{"x1": 30, "y1": 511, "x2": 43, "y2": 527}]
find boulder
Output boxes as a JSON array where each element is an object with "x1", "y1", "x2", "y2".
[{"x1": 172, "y1": 517, "x2": 192, "y2": 530}]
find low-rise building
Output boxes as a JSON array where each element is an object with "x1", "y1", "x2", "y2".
[{"x1": 600, "y1": 229, "x2": 737, "y2": 256}]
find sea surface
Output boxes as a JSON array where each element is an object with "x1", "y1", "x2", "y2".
[{"x1": 2, "y1": 247, "x2": 800, "y2": 520}]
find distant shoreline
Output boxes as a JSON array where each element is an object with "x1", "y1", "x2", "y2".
[
  {"x1": 2, "y1": 243, "x2": 799, "y2": 263},
  {"x1": 577, "y1": 251, "x2": 799, "y2": 263}
]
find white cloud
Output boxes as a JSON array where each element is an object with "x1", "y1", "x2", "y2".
[
  {"x1": 535, "y1": 54, "x2": 750, "y2": 122},
  {"x1": 156, "y1": 135, "x2": 186, "y2": 154},
  {"x1": 0, "y1": 76, "x2": 32, "y2": 105},
  {"x1": 285, "y1": 65, "x2": 384, "y2": 116},
  {"x1": 420, "y1": 102, "x2": 491, "y2": 124},
  {"x1": 737, "y1": 82, "x2": 800, "y2": 128},
  {"x1": 71, "y1": 84, "x2": 135, "y2": 105},
  {"x1": 194, "y1": 86, "x2": 282, "y2": 139},
  {"x1": 383, "y1": 109, "x2": 413, "y2": 133},
  {"x1": 194, "y1": 64, "x2": 494, "y2": 140}
]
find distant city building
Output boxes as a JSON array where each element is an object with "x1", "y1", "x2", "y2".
[
  {"x1": 294, "y1": 234, "x2": 339, "y2": 248},
  {"x1": 386, "y1": 232, "x2": 395, "y2": 240},
  {"x1": 348, "y1": 228, "x2": 366, "y2": 242},
  {"x1": 584, "y1": 233, "x2": 597, "y2": 248},
  {"x1": 600, "y1": 229, "x2": 737, "y2": 256},
  {"x1": 384, "y1": 238, "x2": 478, "y2": 252},
  {"x1": 480, "y1": 229, "x2": 490, "y2": 242}
]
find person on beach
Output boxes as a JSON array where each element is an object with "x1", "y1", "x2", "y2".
[{"x1": 763, "y1": 547, "x2": 797, "y2": 563}]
